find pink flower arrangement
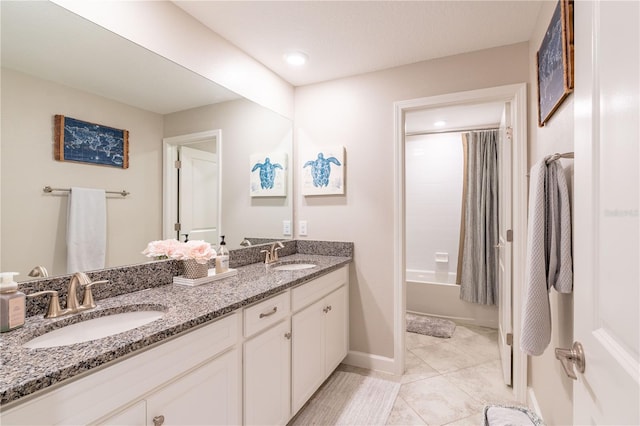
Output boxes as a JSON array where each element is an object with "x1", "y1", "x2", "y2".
[{"x1": 142, "y1": 239, "x2": 216, "y2": 264}]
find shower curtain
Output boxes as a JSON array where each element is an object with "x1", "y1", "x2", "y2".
[{"x1": 458, "y1": 130, "x2": 499, "y2": 305}]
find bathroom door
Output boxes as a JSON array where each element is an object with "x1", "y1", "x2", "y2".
[
  {"x1": 178, "y1": 146, "x2": 219, "y2": 245},
  {"x1": 497, "y1": 102, "x2": 513, "y2": 386},
  {"x1": 573, "y1": 1, "x2": 639, "y2": 423}
]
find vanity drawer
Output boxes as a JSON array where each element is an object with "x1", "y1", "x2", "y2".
[
  {"x1": 291, "y1": 266, "x2": 348, "y2": 312},
  {"x1": 244, "y1": 292, "x2": 290, "y2": 337}
]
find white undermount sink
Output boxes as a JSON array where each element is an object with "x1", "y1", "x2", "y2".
[
  {"x1": 23, "y1": 310, "x2": 165, "y2": 349},
  {"x1": 272, "y1": 263, "x2": 317, "y2": 271}
]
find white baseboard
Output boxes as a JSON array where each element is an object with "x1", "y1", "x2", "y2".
[
  {"x1": 527, "y1": 387, "x2": 544, "y2": 420},
  {"x1": 343, "y1": 350, "x2": 397, "y2": 375},
  {"x1": 406, "y1": 309, "x2": 498, "y2": 329}
]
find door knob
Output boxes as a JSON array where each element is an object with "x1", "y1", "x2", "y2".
[
  {"x1": 555, "y1": 341, "x2": 585, "y2": 380},
  {"x1": 153, "y1": 415, "x2": 165, "y2": 426}
]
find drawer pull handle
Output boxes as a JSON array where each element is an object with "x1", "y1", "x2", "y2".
[
  {"x1": 259, "y1": 306, "x2": 278, "y2": 318},
  {"x1": 153, "y1": 415, "x2": 165, "y2": 426}
]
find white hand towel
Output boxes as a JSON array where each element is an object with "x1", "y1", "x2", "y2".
[
  {"x1": 67, "y1": 187, "x2": 106, "y2": 274},
  {"x1": 520, "y1": 158, "x2": 574, "y2": 356},
  {"x1": 521, "y1": 161, "x2": 551, "y2": 356}
]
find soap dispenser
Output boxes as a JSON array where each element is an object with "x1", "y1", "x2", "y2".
[
  {"x1": 215, "y1": 235, "x2": 230, "y2": 274},
  {"x1": 0, "y1": 272, "x2": 25, "y2": 332}
]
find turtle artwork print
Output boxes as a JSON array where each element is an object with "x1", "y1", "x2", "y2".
[
  {"x1": 249, "y1": 152, "x2": 287, "y2": 197},
  {"x1": 301, "y1": 146, "x2": 345, "y2": 195}
]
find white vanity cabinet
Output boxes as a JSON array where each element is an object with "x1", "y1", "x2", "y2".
[
  {"x1": 243, "y1": 293, "x2": 291, "y2": 425},
  {"x1": 2, "y1": 264, "x2": 350, "y2": 426},
  {"x1": 291, "y1": 267, "x2": 349, "y2": 414},
  {"x1": 145, "y1": 349, "x2": 239, "y2": 426},
  {"x1": 1, "y1": 313, "x2": 241, "y2": 426},
  {"x1": 100, "y1": 349, "x2": 240, "y2": 426}
]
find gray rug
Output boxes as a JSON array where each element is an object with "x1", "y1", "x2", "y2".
[
  {"x1": 406, "y1": 313, "x2": 456, "y2": 338},
  {"x1": 290, "y1": 371, "x2": 400, "y2": 425}
]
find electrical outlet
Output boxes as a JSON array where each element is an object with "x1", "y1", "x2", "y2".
[
  {"x1": 282, "y1": 220, "x2": 291, "y2": 236},
  {"x1": 299, "y1": 220, "x2": 308, "y2": 236}
]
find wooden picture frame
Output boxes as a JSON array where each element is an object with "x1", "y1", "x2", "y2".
[
  {"x1": 537, "y1": 0, "x2": 574, "y2": 127},
  {"x1": 54, "y1": 115, "x2": 129, "y2": 168}
]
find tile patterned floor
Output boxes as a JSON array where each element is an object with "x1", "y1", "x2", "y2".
[{"x1": 387, "y1": 324, "x2": 519, "y2": 426}]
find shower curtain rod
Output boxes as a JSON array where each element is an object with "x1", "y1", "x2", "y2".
[{"x1": 405, "y1": 125, "x2": 499, "y2": 137}]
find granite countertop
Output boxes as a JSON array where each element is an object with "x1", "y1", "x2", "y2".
[{"x1": 0, "y1": 253, "x2": 351, "y2": 407}]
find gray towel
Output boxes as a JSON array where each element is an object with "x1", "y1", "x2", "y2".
[{"x1": 520, "y1": 158, "x2": 573, "y2": 356}]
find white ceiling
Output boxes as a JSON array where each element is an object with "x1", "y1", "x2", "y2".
[
  {"x1": 174, "y1": 1, "x2": 543, "y2": 87},
  {"x1": 1, "y1": 1, "x2": 239, "y2": 115},
  {"x1": 2, "y1": 1, "x2": 542, "y2": 120}
]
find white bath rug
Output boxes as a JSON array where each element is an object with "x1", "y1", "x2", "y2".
[
  {"x1": 406, "y1": 312, "x2": 456, "y2": 338},
  {"x1": 290, "y1": 370, "x2": 400, "y2": 425}
]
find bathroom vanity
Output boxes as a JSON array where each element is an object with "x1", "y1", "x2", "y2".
[{"x1": 0, "y1": 249, "x2": 351, "y2": 425}]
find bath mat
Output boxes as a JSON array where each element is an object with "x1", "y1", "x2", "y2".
[
  {"x1": 406, "y1": 312, "x2": 456, "y2": 338},
  {"x1": 290, "y1": 370, "x2": 400, "y2": 425}
]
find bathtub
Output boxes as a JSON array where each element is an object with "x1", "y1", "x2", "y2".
[{"x1": 406, "y1": 269, "x2": 498, "y2": 329}]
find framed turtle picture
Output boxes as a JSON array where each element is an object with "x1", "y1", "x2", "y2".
[
  {"x1": 301, "y1": 146, "x2": 345, "y2": 196},
  {"x1": 249, "y1": 152, "x2": 287, "y2": 197}
]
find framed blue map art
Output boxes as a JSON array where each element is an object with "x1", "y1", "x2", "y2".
[
  {"x1": 54, "y1": 115, "x2": 129, "y2": 168},
  {"x1": 536, "y1": 0, "x2": 574, "y2": 127}
]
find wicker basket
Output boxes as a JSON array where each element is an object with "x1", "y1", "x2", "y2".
[{"x1": 183, "y1": 259, "x2": 209, "y2": 279}]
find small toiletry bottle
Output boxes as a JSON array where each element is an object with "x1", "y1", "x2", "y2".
[
  {"x1": 215, "y1": 236, "x2": 230, "y2": 274},
  {"x1": 0, "y1": 272, "x2": 25, "y2": 333}
]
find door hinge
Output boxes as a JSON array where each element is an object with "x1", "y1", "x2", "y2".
[
  {"x1": 506, "y1": 229, "x2": 513, "y2": 242},
  {"x1": 174, "y1": 222, "x2": 181, "y2": 232},
  {"x1": 506, "y1": 333, "x2": 513, "y2": 346},
  {"x1": 175, "y1": 160, "x2": 181, "y2": 169},
  {"x1": 506, "y1": 126, "x2": 513, "y2": 139}
]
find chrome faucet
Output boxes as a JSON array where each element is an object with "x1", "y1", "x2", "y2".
[
  {"x1": 27, "y1": 272, "x2": 108, "y2": 319},
  {"x1": 261, "y1": 241, "x2": 285, "y2": 264}
]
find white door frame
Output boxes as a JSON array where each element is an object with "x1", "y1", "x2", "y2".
[
  {"x1": 162, "y1": 129, "x2": 222, "y2": 241},
  {"x1": 393, "y1": 83, "x2": 528, "y2": 402}
]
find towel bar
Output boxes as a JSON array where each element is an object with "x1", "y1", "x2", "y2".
[{"x1": 43, "y1": 186, "x2": 130, "y2": 197}]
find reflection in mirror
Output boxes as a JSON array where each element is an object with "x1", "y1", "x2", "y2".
[
  {"x1": 0, "y1": 1, "x2": 293, "y2": 281},
  {"x1": 163, "y1": 130, "x2": 222, "y2": 247}
]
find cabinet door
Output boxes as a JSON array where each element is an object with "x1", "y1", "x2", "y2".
[
  {"x1": 324, "y1": 285, "x2": 348, "y2": 373},
  {"x1": 244, "y1": 319, "x2": 291, "y2": 426},
  {"x1": 291, "y1": 298, "x2": 325, "y2": 414},
  {"x1": 145, "y1": 348, "x2": 240, "y2": 426}
]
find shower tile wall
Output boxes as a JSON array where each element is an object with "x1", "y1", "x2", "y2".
[{"x1": 405, "y1": 133, "x2": 463, "y2": 280}]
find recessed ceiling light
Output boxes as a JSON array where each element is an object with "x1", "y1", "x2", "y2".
[
  {"x1": 434, "y1": 120, "x2": 446, "y2": 127},
  {"x1": 284, "y1": 51, "x2": 308, "y2": 67}
]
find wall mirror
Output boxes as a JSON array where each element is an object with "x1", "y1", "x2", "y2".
[{"x1": 0, "y1": 1, "x2": 293, "y2": 281}]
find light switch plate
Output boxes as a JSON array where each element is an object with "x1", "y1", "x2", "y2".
[
  {"x1": 299, "y1": 220, "x2": 308, "y2": 236},
  {"x1": 282, "y1": 220, "x2": 291, "y2": 236}
]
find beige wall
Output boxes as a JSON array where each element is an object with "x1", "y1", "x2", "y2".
[
  {"x1": 163, "y1": 99, "x2": 293, "y2": 247},
  {"x1": 294, "y1": 42, "x2": 529, "y2": 359},
  {"x1": 526, "y1": 2, "x2": 575, "y2": 424},
  {"x1": 1, "y1": 69, "x2": 164, "y2": 278}
]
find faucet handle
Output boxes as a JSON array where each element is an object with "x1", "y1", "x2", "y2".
[
  {"x1": 27, "y1": 290, "x2": 67, "y2": 318},
  {"x1": 260, "y1": 249, "x2": 272, "y2": 264},
  {"x1": 272, "y1": 241, "x2": 284, "y2": 261},
  {"x1": 80, "y1": 280, "x2": 108, "y2": 310}
]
